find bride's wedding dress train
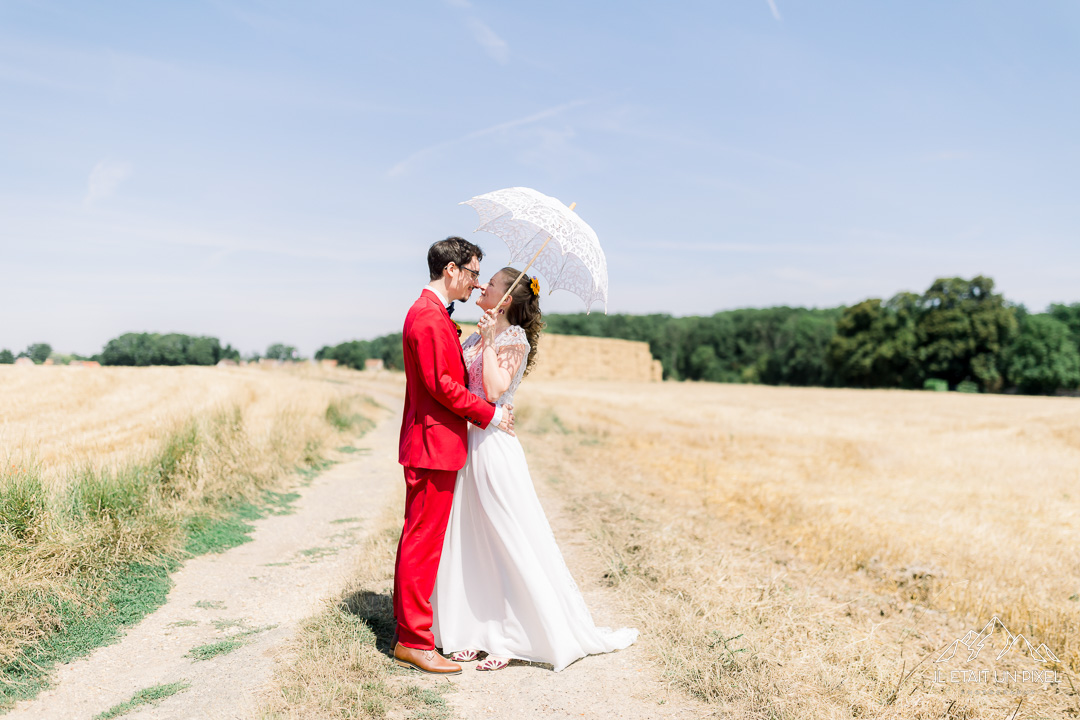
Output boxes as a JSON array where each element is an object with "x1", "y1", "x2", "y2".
[{"x1": 431, "y1": 327, "x2": 637, "y2": 671}]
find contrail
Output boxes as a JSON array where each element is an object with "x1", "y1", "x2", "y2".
[{"x1": 388, "y1": 98, "x2": 592, "y2": 177}]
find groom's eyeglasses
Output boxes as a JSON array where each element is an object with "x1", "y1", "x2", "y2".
[{"x1": 456, "y1": 265, "x2": 480, "y2": 281}]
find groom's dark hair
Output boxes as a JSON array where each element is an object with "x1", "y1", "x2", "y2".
[{"x1": 428, "y1": 237, "x2": 484, "y2": 281}]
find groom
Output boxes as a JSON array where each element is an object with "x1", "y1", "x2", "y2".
[{"x1": 393, "y1": 236, "x2": 514, "y2": 675}]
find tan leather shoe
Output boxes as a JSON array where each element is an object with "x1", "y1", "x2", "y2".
[{"x1": 394, "y1": 642, "x2": 462, "y2": 675}]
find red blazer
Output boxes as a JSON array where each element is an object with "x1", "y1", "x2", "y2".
[{"x1": 398, "y1": 289, "x2": 496, "y2": 471}]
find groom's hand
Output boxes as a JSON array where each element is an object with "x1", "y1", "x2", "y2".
[{"x1": 497, "y1": 404, "x2": 515, "y2": 436}]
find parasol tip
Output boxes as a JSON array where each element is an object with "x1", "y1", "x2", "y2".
[{"x1": 568, "y1": 201, "x2": 577, "y2": 211}]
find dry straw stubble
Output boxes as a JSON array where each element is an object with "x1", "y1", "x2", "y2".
[
  {"x1": 513, "y1": 379, "x2": 1080, "y2": 719},
  {"x1": 0, "y1": 364, "x2": 383, "y2": 706}
]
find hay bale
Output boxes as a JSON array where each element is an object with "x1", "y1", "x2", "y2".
[
  {"x1": 530, "y1": 334, "x2": 660, "y2": 382},
  {"x1": 457, "y1": 325, "x2": 660, "y2": 382}
]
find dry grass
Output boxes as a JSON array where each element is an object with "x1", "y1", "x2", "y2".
[
  {"x1": 0, "y1": 364, "x2": 385, "y2": 686},
  {"x1": 512, "y1": 380, "x2": 1080, "y2": 719},
  {"x1": 17, "y1": 364, "x2": 1076, "y2": 718},
  {"x1": 0, "y1": 365, "x2": 370, "y2": 483},
  {"x1": 259, "y1": 498, "x2": 453, "y2": 720}
]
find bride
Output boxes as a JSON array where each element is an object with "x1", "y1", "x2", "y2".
[{"x1": 431, "y1": 267, "x2": 638, "y2": 672}]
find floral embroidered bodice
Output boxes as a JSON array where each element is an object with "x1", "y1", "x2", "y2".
[{"x1": 462, "y1": 326, "x2": 529, "y2": 408}]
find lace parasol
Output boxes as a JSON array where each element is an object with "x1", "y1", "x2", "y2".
[{"x1": 460, "y1": 186, "x2": 608, "y2": 314}]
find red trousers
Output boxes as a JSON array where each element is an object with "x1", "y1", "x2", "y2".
[{"x1": 393, "y1": 466, "x2": 457, "y2": 650}]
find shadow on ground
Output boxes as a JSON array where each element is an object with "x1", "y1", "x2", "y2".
[{"x1": 340, "y1": 589, "x2": 395, "y2": 656}]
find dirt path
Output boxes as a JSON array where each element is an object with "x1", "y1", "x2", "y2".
[
  {"x1": 370, "y1": 392, "x2": 708, "y2": 718},
  {"x1": 7, "y1": 398, "x2": 402, "y2": 720}
]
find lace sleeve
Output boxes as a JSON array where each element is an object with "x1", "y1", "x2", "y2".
[
  {"x1": 495, "y1": 325, "x2": 528, "y2": 350},
  {"x1": 490, "y1": 326, "x2": 529, "y2": 405},
  {"x1": 461, "y1": 332, "x2": 481, "y2": 351}
]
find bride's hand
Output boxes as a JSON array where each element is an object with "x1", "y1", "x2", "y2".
[{"x1": 478, "y1": 309, "x2": 499, "y2": 345}]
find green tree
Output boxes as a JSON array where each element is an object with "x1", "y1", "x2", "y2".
[
  {"x1": 371, "y1": 333, "x2": 403, "y2": 370},
  {"x1": 316, "y1": 340, "x2": 370, "y2": 369},
  {"x1": 316, "y1": 333, "x2": 404, "y2": 370},
  {"x1": 916, "y1": 276, "x2": 1017, "y2": 391},
  {"x1": 1048, "y1": 303, "x2": 1080, "y2": 346},
  {"x1": 265, "y1": 343, "x2": 298, "y2": 361},
  {"x1": 687, "y1": 344, "x2": 723, "y2": 382},
  {"x1": 829, "y1": 293, "x2": 920, "y2": 388},
  {"x1": 157, "y1": 334, "x2": 189, "y2": 365},
  {"x1": 186, "y1": 336, "x2": 220, "y2": 365},
  {"x1": 760, "y1": 311, "x2": 838, "y2": 386},
  {"x1": 0, "y1": 349, "x2": 13, "y2": 364},
  {"x1": 1003, "y1": 314, "x2": 1080, "y2": 395},
  {"x1": 679, "y1": 314, "x2": 737, "y2": 382},
  {"x1": 101, "y1": 333, "x2": 160, "y2": 365},
  {"x1": 545, "y1": 308, "x2": 838, "y2": 385},
  {"x1": 25, "y1": 343, "x2": 52, "y2": 364},
  {"x1": 711, "y1": 307, "x2": 839, "y2": 386},
  {"x1": 99, "y1": 333, "x2": 233, "y2": 366}
]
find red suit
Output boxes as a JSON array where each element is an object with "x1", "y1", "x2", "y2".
[{"x1": 395, "y1": 288, "x2": 496, "y2": 650}]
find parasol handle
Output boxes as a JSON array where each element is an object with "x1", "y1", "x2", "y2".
[{"x1": 494, "y1": 201, "x2": 576, "y2": 311}]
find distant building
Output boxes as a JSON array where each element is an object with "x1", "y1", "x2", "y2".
[
  {"x1": 320, "y1": 359, "x2": 339, "y2": 369},
  {"x1": 74, "y1": 360, "x2": 101, "y2": 368},
  {"x1": 365, "y1": 358, "x2": 385, "y2": 372},
  {"x1": 14, "y1": 357, "x2": 34, "y2": 367},
  {"x1": 43, "y1": 358, "x2": 55, "y2": 366}
]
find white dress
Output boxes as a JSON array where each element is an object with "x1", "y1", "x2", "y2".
[{"x1": 431, "y1": 327, "x2": 638, "y2": 672}]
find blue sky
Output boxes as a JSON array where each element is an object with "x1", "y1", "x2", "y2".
[{"x1": 2, "y1": 1, "x2": 1078, "y2": 356}]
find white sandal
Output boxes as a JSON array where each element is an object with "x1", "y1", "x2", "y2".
[
  {"x1": 451, "y1": 649, "x2": 479, "y2": 662},
  {"x1": 476, "y1": 655, "x2": 509, "y2": 671}
]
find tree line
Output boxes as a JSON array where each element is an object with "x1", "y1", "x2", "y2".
[
  {"x1": 0, "y1": 343, "x2": 54, "y2": 365},
  {"x1": 314, "y1": 334, "x2": 403, "y2": 371},
  {"x1": 8, "y1": 275, "x2": 1079, "y2": 395},
  {"x1": 0, "y1": 335, "x2": 302, "y2": 366},
  {"x1": 313, "y1": 275, "x2": 1079, "y2": 395},
  {"x1": 545, "y1": 276, "x2": 1080, "y2": 395}
]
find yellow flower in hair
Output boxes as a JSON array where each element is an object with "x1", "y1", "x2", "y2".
[{"x1": 530, "y1": 277, "x2": 540, "y2": 296}]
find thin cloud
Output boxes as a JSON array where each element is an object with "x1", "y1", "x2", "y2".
[
  {"x1": 468, "y1": 18, "x2": 509, "y2": 63},
  {"x1": 388, "y1": 98, "x2": 592, "y2": 177},
  {"x1": 442, "y1": 1, "x2": 508, "y2": 64},
  {"x1": 765, "y1": 0, "x2": 782, "y2": 21},
  {"x1": 83, "y1": 160, "x2": 132, "y2": 208},
  {"x1": 638, "y1": 240, "x2": 838, "y2": 256},
  {"x1": 633, "y1": 239, "x2": 978, "y2": 261}
]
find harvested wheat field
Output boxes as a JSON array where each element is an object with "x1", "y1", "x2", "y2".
[
  {"x1": 0, "y1": 364, "x2": 389, "y2": 711},
  {"x1": 3, "y1": 367, "x2": 1079, "y2": 719},
  {"x1": 506, "y1": 380, "x2": 1080, "y2": 719},
  {"x1": 0, "y1": 364, "x2": 373, "y2": 482}
]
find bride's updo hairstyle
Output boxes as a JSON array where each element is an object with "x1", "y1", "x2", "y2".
[{"x1": 497, "y1": 266, "x2": 545, "y2": 377}]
